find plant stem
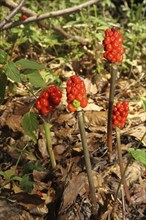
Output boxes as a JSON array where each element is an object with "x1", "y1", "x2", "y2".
[
  {"x1": 43, "y1": 122, "x2": 56, "y2": 169},
  {"x1": 107, "y1": 64, "x2": 117, "y2": 161},
  {"x1": 116, "y1": 127, "x2": 131, "y2": 204},
  {"x1": 77, "y1": 110, "x2": 98, "y2": 217},
  {"x1": 15, "y1": 143, "x2": 29, "y2": 171}
]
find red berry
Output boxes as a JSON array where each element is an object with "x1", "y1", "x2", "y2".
[
  {"x1": 35, "y1": 100, "x2": 42, "y2": 111},
  {"x1": 68, "y1": 93, "x2": 75, "y2": 103},
  {"x1": 75, "y1": 93, "x2": 83, "y2": 102},
  {"x1": 40, "y1": 98, "x2": 49, "y2": 107},
  {"x1": 21, "y1": 15, "x2": 28, "y2": 20},
  {"x1": 80, "y1": 98, "x2": 88, "y2": 108},
  {"x1": 106, "y1": 44, "x2": 112, "y2": 51},
  {"x1": 41, "y1": 107, "x2": 49, "y2": 115},
  {"x1": 51, "y1": 96, "x2": 61, "y2": 105},
  {"x1": 67, "y1": 103, "x2": 77, "y2": 112},
  {"x1": 71, "y1": 87, "x2": 78, "y2": 96},
  {"x1": 42, "y1": 90, "x2": 49, "y2": 99},
  {"x1": 104, "y1": 37, "x2": 111, "y2": 45}
]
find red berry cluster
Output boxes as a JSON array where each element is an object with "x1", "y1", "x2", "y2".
[
  {"x1": 21, "y1": 15, "x2": 28, "y2": 20},
  {"x1": 66, "y1": 75, "x2": 88, "y2": 112},
  {"x1": 35, "y1": 86, "x2": 62, "y2": 115},
  {"x1": 112, "y1": 101, "x2": 129, "y2": 128},
  {"x1": 103, "y1": 26, "x2": 124, "y2": 63}
]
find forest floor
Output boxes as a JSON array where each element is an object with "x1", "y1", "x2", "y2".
[{"x1": 0, "y1": 46, "x2": 146, "y2": 220}]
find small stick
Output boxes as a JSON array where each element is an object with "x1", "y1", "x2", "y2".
[{"x1": 121, "y1": 184, "x2": 126, "y2": 220}]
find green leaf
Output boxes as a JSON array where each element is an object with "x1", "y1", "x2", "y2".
[
  {"x1": 0, "y1": 49, "x2": 9, "y2": 64},
  {"x1": 27, "y1": 71, "x2": 46, "y2": 88},
  {"x1": 0, "y1": 168, "x2": 22, "y2": 181},
  {"x1": 0, "y1": 73, "x2": 7, "y2": 104},
  {"x1": 16, "y1": 59, "x2": 44, "y2": 70},
  {"x1": 128, "y1": 148, "x2": 146, "y2": 167},
  {"x1": 22, "y1": 112, "x2": 39, "y2": 142},
  {"x1": 20, "y1": 174, "x2": 33, "y2": 192},
  {"x1": 23, "y1": 161, "x2": 45, "y2": 175},
  {"x1": 4, "y1": 62, "x2": 21, "y2": 82}
]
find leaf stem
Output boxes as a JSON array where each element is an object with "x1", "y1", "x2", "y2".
[
  {"x1": 43, "y1": 122, "x2": 56, "y2": 169},
  {"x1": 77, "y1": 110, "x2": 98, "y2": 217},
  {"x1": 116, "y1": 127, "x2": 131, "y2": 204},
  {"x1": 107, "y1": 64, "x2": 117, "y2": 161}
]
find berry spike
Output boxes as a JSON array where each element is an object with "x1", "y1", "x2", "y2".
[
  {"x1": 112, "y1": 101, "x2": 129, "y2": 128},
  {"x1": 35, "y1": 86, "x2": 62, "y2": 115},
  {"x1": 66, "y1": 75, "x2": 88, "y2": 112},
  {"x1": 103, "y1": 26, "x2": 124, "y2": 63}
]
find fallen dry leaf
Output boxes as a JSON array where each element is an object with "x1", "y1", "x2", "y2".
[{"x1": 62, "y1": 172, "x2": 87, "y2": 210}]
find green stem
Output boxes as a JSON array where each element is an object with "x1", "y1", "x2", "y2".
[
  {"x1": 15, "y1": 143, "x2": 29, "y2": 171},
  {"x1": 78, "y1": 110, "x2": 98, "y2": 217},
  {"x1": 107, "y1": 64, "x2": 117, "y2": 161},
  {"x1": 43, "y1": 122, "x2": 56, "y2": 169},
  {"x1": 116, "y1": 127, "x2": 131, "y2": 204}
]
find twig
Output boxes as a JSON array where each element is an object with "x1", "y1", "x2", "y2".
[
  {"x1": 121, "y1": 184, "x2": 126, "y2": 220},
  {"x1": 1, "y1": 0, "x2": 99, "y2": 31},
  {"x1": 0, "y1": 0, "x2": 27, "y2": 29}
]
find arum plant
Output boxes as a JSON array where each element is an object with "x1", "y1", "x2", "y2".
[
  {"x1": 102, "y1": 26, "x2": 125, "y2": 161},
  {"x1": 112, "y1": 101, "x2": 131, "y2": 204},
  {"x1": 35, "y1": 85, "x2": 62, "y2": 169},
  {"x1": 66, "y1": 75, "x2": 98, "y2": 217}
]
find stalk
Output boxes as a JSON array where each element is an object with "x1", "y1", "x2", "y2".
[
  {"x1": 43, "y1": 122, "x2": 56, "y2": 169},
  {"x1": 77, "y1": 110, "x2": 98, "y2": 217},
  {"x1": 107, "y1": 64, "x2": 117, "y2": 161},
  {"x1": 116, "y1": 127, "x2": 131, "y2": 204}
]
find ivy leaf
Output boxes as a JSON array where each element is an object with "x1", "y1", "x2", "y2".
[
  {"x1": 16, "y1": 59, "x2": 44, "y2": 70},
  {"x1": 128, "y1": 148, "x2": 146, "y2": 167},
  {"x1": 0, "y1": 73, "x2": 7, "y2": 104},
  {"x1": 22, "y1": 161, "x2": 45, "y2": 175},
  {"x1": 20, "y1": 174, "x2": 33, "y2": 192},
  {"x1": 22, "y1": 112, "x2": 39, "y2": 142},
  {"x1": 0, "y1": 168, "x2": 22, "y2": 181},
  {"x1": 27, "y1": 71, "x2": 46, "y2": 88},
  {"x1": 4, "y1": 61, "x2": 21, "y2": 82}
]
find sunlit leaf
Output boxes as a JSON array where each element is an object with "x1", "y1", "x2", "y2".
[
  {"x1": 4, "y1": 62, "x2": 21, "y2": 82},
  {"x1": 27, "y1": 71, "x2": 46, "y2": 88},
  {"x1": 16, "y1": 59, "x2": 44, "y2": 70},
  {"x1": 128, "y1": 148, "x2": 146, "y2": 167},
  {"x1": 0, "y1": 49, "x2": 9, "y2": 64}
]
